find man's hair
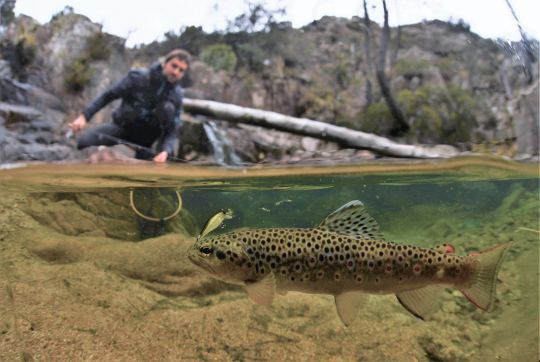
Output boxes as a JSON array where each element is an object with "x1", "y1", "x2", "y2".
[{"x1": 163, "y1": 49, "x2": 192, "y2": 66}]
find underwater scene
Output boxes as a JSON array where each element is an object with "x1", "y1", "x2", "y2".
[{"x1": 0, "y1": 157, "x2": 538, "y2": 361}]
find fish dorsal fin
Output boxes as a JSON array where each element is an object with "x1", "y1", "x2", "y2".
[
  {"x1": 334, "y1": 291, "x2": 368, "y2": 327},
  {"x1": 318, "y1": 200, "x2": 384, "y2": 240},
  {"x1": 245, "y1": 271, "x2": 276, "y2": 306},
  {"x1": 395, "y1": 285, "x2": 443, "y2": 320}
]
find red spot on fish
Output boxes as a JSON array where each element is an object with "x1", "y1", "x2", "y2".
[
  {"x1": 413, "y1": 264, "x2": 422, "y2": 275},
  {"x1": 445, "y1": 244, "x2": 455, "y2": 254},
  {"x1": 385, "y1": 264, "x2": 393, "y2": 273}
]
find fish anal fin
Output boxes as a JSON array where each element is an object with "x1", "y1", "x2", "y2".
[
  {"x1": 334, "y1": 291, "x2": 368, "y2": 327},
  {"x1": 318, "y1": 200, "x2": 384, "y2": 240},
  {"x1": 396, "y1": 285, "x2": 443, "y2": 320},
  {"x1": 245, "y1": 271, "x2": 276, "y2": 306}
]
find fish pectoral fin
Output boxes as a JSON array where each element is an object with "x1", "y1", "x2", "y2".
[
  {"x1": 396, "y1": 285, "x2": 443, "y2": 320},
  {"x1": 334, "y1": 291, "x2": 367, "y2": 327},
  {"x1": 245, "y1": 271, "x2": 276, "y2": 306}
]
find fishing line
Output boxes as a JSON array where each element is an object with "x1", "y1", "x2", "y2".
[{"x1": 94, "y1": 132, "x2": 187, "y2": 162}]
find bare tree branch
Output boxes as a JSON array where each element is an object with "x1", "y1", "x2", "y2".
[
  {"x1": 362, "y1": 0, "x2": 373, "y2": 108},
  {"x1": 376, "y1": 0, "x2": 409, "y2": 136}
]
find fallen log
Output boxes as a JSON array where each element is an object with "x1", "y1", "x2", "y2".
[{"x1": 182, "y1": 98, "x2": 459, "y2": 158}]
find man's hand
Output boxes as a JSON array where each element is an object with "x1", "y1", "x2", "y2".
[
  {"x1": 153, "y1": 151, "x2": 168, "y2": 163},
  {"x1": 69, "y1": 114, "x2": 87, "y2": 133}
]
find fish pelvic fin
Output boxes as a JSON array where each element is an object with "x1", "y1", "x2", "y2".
[
  {"x1": 334, "y1": 291, "x2": 368, "y2": 327},
  {"x1": 245, "y1": 271, "x2": 276, "y2": 306},
  {"x1": 460, "y1": 242, "x2": 512, "y2": 312},
  {"x1": 318, "y1": 200, "x2": 385, "y2": 240}
]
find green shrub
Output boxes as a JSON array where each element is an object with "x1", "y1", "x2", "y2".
[
  {"x1": 86, "y1": 31, "x2": 112, "y2": 61},
  {"x1": 200, "y1": 43, "x2": 238, "y2": 71},
  {"x1": 63, "y1": 57, "x2": 92, "y2": 93},
  {"x1": 396, "y1": 85, "x2": 476, "y2": 143},
  {"x1": 436, "y1": 57, "x2": 458, "y2": 81},
  {"x1": 63, "y1": 31, "x2": 112, "y2": 93},
  {"x1": 360, "y1": 102, "x2": 394, "y2": 134},
  {"x1": 393, "y1": 58, "x2": 429, "y2": 77},
  {"x1": 234, "y1": 42, "x2": 266, "y2": 72},
  {"x1": 296, "y1": 87, "x2": 334, "y2": 119}
]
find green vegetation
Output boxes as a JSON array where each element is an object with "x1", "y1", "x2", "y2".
[
  {"x1": 397, "y1": 85, "x2": 477, "y2": 143},
  {"x1": 393, "y1": 58, "x2": 430, "y2": 77},
  {"x1": 63, "y1": 57, "x2": 93, "y2": 93},
  {"x1": 436, "y1": 57, "x2": 459, "y2": 81},
  {"x1": 86, "y1": 31, "x2": 112, "y2": 61},
  {"x1": 351, "y1": 84, "x2": 477, "y2": 143},
  {"x1": 200, "y1": 44, "x2": 238, "y2": 72},
  {"x1": 296, "y1": 87, "x2": 335, "y2": 120},
  {"x1": 63, "y1": 31, "x2": 112, "y2": 93},
  {"x1": 359, "y1": 102, "x2": 394, "y2": 134},
  {"x1": 8, "y1": 21, "x2": 39, "y2": 71}
]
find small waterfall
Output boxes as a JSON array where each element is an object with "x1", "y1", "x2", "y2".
[{"x1": 202, "y1": 121, "x2": 242, "y2": 166}]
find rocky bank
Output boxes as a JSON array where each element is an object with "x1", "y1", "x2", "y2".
[{"x1": 0, "y1": 4, "x2": 538, "y2": 164}]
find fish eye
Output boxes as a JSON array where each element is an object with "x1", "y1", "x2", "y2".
[
  {"x1": 216, "y1": 250, "x2": 226, "y2": 260},
  {"x1": 199, "y1": 246, "x2": 213, "y2": 256}
]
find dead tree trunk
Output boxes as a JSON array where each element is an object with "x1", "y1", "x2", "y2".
[
  {"x1": 183, "y1": 98, "x2": 458, "y2": 158},
  {"x1": 362, "y1": 0, "x2": 373, "y2": 108},
  {"x1": 376, "y1": 0, "x2": 409, "y2": 136}
]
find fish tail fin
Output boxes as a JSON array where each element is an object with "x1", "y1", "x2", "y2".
[{"x1": 460, "y1": 242, "x2": 511, "y2": 311}]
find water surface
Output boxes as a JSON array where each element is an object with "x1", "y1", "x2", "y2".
[{"x1": 0, "y1": 156, "x2": 538, "y2": 361}]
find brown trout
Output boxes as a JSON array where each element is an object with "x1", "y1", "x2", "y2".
[{"x1": 188, "y1": 200, "x2": 510, "y2": 325}]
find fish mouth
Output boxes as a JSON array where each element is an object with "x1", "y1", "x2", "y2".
[{"x1": 187, "y1": 253, "x2": 216, "y2": 275}]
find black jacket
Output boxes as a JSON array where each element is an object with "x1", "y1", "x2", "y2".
[{"x1": 82, "y1": 62, "x2": 183, "y2": 155}]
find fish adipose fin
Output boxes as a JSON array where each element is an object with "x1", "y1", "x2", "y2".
[
  {"x1": 318, "y1": 200, "x2": 385, "y2": 240},
  {"x1": 460, "y1": 242, "x2": 511, "y2": 311},
  {"x1": 245, "y1": 271, "x2": 276, "y2": 306},
  {"x1": 396, "y1": 285, "x2": 444, "y2": 320},
  {"x1": 334, "y1": 291, "x2": 368, "y2": 326}
]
